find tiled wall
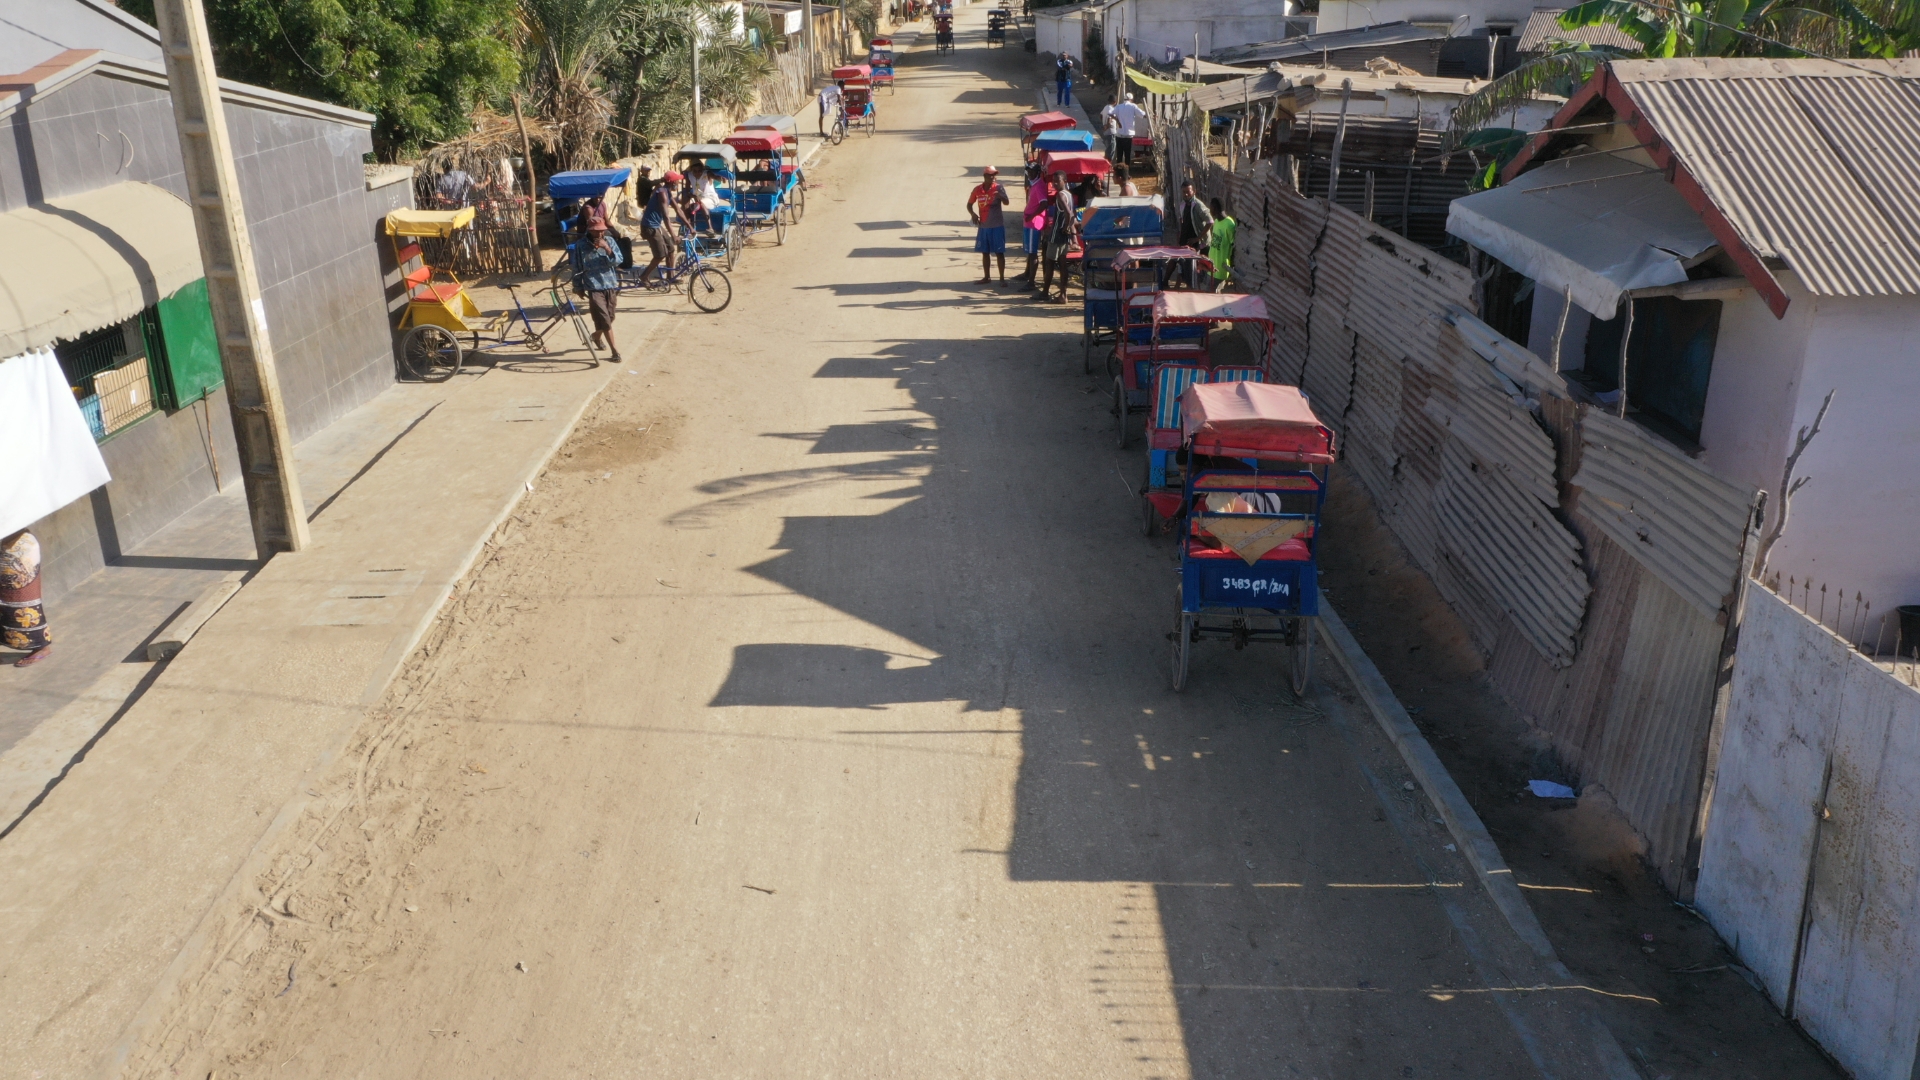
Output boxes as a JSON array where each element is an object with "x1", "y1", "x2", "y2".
[{"x1": 5, "y1": 68, "x2": 396, "y2": 600}]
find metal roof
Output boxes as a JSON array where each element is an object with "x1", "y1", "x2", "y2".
[
  {"x1": 1515, "y1": 10, "x2": 1638, "y2": 53},
  {"x1": 1211, "y1": 21, "x2": 1446, "y2": 66},
  {"x1": 1611, "y1": 58, "x2": 1920, "y2": 298},
  {"x1": 1186, "y1": 65, "x2": 1488, "y2": 111}
]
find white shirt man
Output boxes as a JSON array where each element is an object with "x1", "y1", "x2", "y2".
[{"x1": 1113, "y1": 95, "x2": 1148, "y2": 139}]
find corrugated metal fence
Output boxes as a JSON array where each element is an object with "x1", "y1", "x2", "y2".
[{"x1": 1189, "y1": 153, "x2": 1765, "y2": 892}]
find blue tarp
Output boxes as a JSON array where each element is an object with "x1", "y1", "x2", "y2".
[
  {"x1": 1033, "y1": 130, "x2": 1096, "y2": 153},
  {"x1": 547, "y1": 167, "x2": 632, "y2": 199}
]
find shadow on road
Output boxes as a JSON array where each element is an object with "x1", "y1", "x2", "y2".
[{"x1": 695, "y1": 336, "x2": 1538, "y2": 1078}]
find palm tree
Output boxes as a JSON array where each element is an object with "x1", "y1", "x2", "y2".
[{"x1": 520, "y1": 0, "x2": 629, "y2": 170}]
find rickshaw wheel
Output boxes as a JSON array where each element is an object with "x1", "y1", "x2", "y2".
[
  {"x1": 1289, "y1": 617, "x2": 1316, "y2": 695},
  {"x1": 725, "y1": 226, "x2": 741, "y2": 271},
  {"x1": 789, "y1": 184, "x2": 807, "y2": 223},
  {"x1": 1140, "y1": 493, "x2": 1158, "y2": 536},
  {"x1": 1112, "y1": 376, "x2": 1129, "y2": 449},
  {"x1": 1169, "y1": 585, "x2": 1192, "y2": 691},
  {"x1": 829, "y1": 120, "x2": 846, "y2": 146},
  {"x1": 775, "y1": 212, "x2": 788, "y2": 246},
  {"x1": 688, "y1": 266, "x2": 733, "y2": 313},
  {"x1": 401, "y1": 325, "x2": 462, "y2": 382}
]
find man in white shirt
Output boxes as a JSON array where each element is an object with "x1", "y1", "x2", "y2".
[{"x1": 1112, "y1": 93, "x2": 1148, "y2": 165}]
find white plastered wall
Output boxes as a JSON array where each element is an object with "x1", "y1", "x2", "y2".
[{"x1": 1317, "y1": 0, "x2": 1532, "y2": 32}]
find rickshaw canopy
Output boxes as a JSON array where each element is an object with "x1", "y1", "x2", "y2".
[
  {"x1": 1180, "y1": 381, "x2": 1335, "y2": 463},
  {"x1": 831, "y1": 63, "x2": 872, "y2": 81},
  {"x1": 385, "y1": 207, "x2": 476, "y2": 237},
  {"x1": 1033, "y1": 129, "x2": 1096, "y2": 154},
  {"x1": 723, "y1": 132, "x2": 783, "y2": 154},
  {"x1": 1154, "y1": 291, "x2": 1269, "y2": 325},
  {"x1": 1020, "y1": 110, "x2": 1077, "y2": 134},
  {"x1": 672, "y1": 144, "x2": 738, "y2": 167},
  {"x1": 872, "y1": 36, "x2": 893, "y2": 45},
  {"x1": 1111, "y1": 245, "x2": 1210, "y2": 272},
  {"x1": 1038, "y1": 151, "x2": 1112, "y2": 179},
  {"x1": 739, "y1": 115, "x2": 799, "y2": 144},
  {"x1": 546, "y1": 168, "x2": 631, "y2": 200},
  {"x1": 1082, "y1": 196, "x2": 1164, "y2": 241}
]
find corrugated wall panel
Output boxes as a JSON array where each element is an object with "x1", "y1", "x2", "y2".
[
  {"x1": 1424, "y1": 381, "x2": 1561, "y2": 508},
  {"x1": 1572, "y1": 407, "x2": 1758, "y2": 620},
  {"x1": 1598, "y1": 566, "x2": 1726, "y2": 886}
]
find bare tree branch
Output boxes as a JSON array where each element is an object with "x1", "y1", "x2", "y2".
[{"x1": 1752, "y1": 388, "x2": 1835, "y2": 576}]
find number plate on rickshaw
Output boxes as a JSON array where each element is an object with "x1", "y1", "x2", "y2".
[{"x1": 1190, "y1": 559, "x2": 1317, "y2": 612}]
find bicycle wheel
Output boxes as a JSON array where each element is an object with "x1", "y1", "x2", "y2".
[
  {"x1": 725, "y1": 226, "x2": 741, "y2": 271},
  {"x1": 687, "y1": 266, "x2": 732, "y2": 313},
  {"x1": 830, "y1": 120, "x2": 846, "y2": 146},
  {"x1": 775, "y1": 212, "x2": 787, "y2": 246},
  {"x1": 401, "y1": 324, "x2": 462, "y2": 382},
  {"x1": 790, "y1": 183, "x2": 807, "y2": 223}
]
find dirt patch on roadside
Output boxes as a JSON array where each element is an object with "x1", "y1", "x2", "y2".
[
  {"x1": 549, "y1": 409, "x2": 685, "y2": 473},
  {"x1": 1318, "y1": 468, "x2": 1841, "y2": 1080}
]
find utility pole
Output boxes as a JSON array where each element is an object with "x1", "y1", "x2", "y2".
[
  {"x1": 151, "y1": 0, "x2": 308, "y2": 556},
  {"x1": 803, "y1": 0, "x2": 816, "y2": 79},
  {"x1": 690, "y1": 10, "x2": 702, "y2": 144}
]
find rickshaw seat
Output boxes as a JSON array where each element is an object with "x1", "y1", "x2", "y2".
[
  {"x1": 1151, "y1": 365, "x2": 1208, "y2": 430},
  {"x1": 411, "y1": 282, "x2": 466, "y2": 305},
  {"x1": 1185, "y1": 537, "x2": 1313, "y2": 562}
]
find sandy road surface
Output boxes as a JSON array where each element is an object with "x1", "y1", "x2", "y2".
[{"x1": 124, "y1": 20, "x2": 1634, "y2": 1080}]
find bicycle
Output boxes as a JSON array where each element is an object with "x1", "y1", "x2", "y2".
[
  {"x1": 828, "y1": 113, "x2": 848, "y2": 146},
  {"x1": 621, "y1": 234, "x2": 733, "y2": 313},
  {"x1": 400, "y1": 279, "x2": 598, "y2": 382}
]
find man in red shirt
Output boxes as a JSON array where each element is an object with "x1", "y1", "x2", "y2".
[{"x1": 966, "y1": 165, "x2": 1012, "y2": 285}]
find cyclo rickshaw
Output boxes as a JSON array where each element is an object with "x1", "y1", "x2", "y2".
[
  {"x1": 723, "y1": 131, "x2": 801, "y2": 245},
  {"x1": 869, "y1": 38, "x2": 896, "y2": 92},
  {"x1": 987, "y1": 8, "x2": 1008, "y2": 44},
  {"x1": 385, "y1": 208, "x2": 599, "y2": 380},
  {"x1": 1035, "y1": 150, "x2": 1113, "y2": 293},
  {"x1": 1075, "y1": 195, "x2": 1164, "y2": 369},
  {"x1": 732, "y1": 117, "x2": 805, "y2": 224},
  {"x1": 1032, "y1": 127, "x2": 1096, "y2": 164},
  {"x1": 832, "y1": 64, "x2": 877, "y2": 141},
  {"x1": 1020, "y1": 110, "x2": 1078, "y2": 162},
  {"x1": 1094, "y1": 244, "x2": 1208, "y2": 376},
  {"x1": 934, "y1": 13, "x2": 954, "y2": 52},
  {"x1": 1118, "y1": 291, "x2": 1274, "y2": 519},
  {"x1": 672, "y1": 142, "x2": 741, "y2": 269},
  {"x1": 1166, "y1": 380, "x2": 1334, "y2": 693}
]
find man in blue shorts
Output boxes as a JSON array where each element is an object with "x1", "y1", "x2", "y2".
[{"x1": 966, "y1": 165, "x2": 1011, "y2": 284}]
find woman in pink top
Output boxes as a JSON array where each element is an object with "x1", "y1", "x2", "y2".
[{"x1": 1017, "y1": 168, "x2": 1054, "y2": 285}]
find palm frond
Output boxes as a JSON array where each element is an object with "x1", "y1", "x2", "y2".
[{"x1": 1441, "y1": 50, "x2": 1611, "y2": 153}]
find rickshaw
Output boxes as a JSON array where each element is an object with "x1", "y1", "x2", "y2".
[
  {"x1": 830, "y1": 64, "x2": 876, "y2": 142},
  {"x1": 733, "y1": 119, "x2": 805, "y2": 223},
  {"x1": 1072, "y1": 196, "x2": 1166, "y2": 368},
  {"x1": 1166, "y1": 380, "x2": 1334, "y2": 692},
  {"x1": 548, "y1": 166, "x2": 632, "y2": 235},
  {"x1": 1031, "y1": 128, "x2": 1096, "y2": 163},
  {"x1": 987, "y1": 8, "x2": 1007, "y2": 45},
  {"x1": 869, "y1": 38, "x2": 896, "y2": 92},
  {"x1": 1092, "y1": 244, "x2": 1208, "y2": 373},
  {"x1": 1117, "y1": 291, "x2": 1274, "y2": 520},
  {"x1": 672, "y1": 143, "x2": 741, "y2": 269},
  {"x1": 1037, "y1": 149, "x2": 1112, "y2": 185},
  {"x1": 934, "y1": 13, "x2": 954, "y2": 52},
  {"x1": 723, "y1": 131, "x2": 801, "y2": 244},
  {"x1": 385, "y1": 208, "x2": 599, "y2": 380},
  {"x1": 1020, "y1": 110, "x2": 1078, "y2": 161}
]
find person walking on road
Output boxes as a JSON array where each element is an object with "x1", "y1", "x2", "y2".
[
  {"x1": 1175, "y1": 181, "x2": 1213, "y2": 286},
  {"x1": 1054, "y1": 53, "x2": 1077, "y2": 107},
  {"x1": 576, "y1": 219, "x2": 625, "y2": 362},
  {"x1": 967, "y1": 166, "x2": 1012, "y2": 284},
  {"x1": 1207, "y1": 197, "x2": 1237, "y2": 292}
]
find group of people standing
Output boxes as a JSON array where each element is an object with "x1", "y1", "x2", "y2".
[{"x1": 966, "y1": 159, "x2": 1146, "y2": 300}]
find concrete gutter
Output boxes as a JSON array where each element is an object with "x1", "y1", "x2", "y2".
[{"x1": 1317, "y1": 602, "x2": 1560, "y2": 959}]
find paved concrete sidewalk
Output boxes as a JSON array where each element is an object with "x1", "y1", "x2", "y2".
[{"x1": 0, "y1": 299, "x2": 671, "y2": 1075}]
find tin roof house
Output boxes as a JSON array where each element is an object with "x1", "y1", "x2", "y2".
[
  {"x1": 1447, "y1": 57, "x2": 1920, "y2": 629},
  {"x1": 0, "y1": 0, "x2": 409, "y2": 601}
]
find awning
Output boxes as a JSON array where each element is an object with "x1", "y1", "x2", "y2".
[
  {"x1": 1446, "y1": 152, "x2": 1719, "y2": 316},
  {"x1": 0, "y1": 182, "x2": 204, "y2": 356},
  {"x1": 1126, "y1": 66, "x2": 1191, "y2": 96}
]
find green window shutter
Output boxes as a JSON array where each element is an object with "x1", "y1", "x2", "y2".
[{"x1": 154, "y1": 278, "x2": 223, "y2": 408}]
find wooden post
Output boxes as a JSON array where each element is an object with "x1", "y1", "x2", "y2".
[
  {"x1": 512, "y1": 93, "x2": 539, "y2": 271},
  {"x1": 151, "y1": 0, "x2": 307, "y2": 556}
]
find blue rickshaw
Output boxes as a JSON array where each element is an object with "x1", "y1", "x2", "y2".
[
  {"x1": 1032, "y1": 128, "x2": 1096, "y2": 162},
  {"x1": 672, "y1": 143, "x2": 741, "y2": 269},
  {"x1": 724, "y1": 131, "x2": 802, "y2": 245},
  {"x1": 1078, "y1": 194, "x2": 1163, "y2": 371},
  {"x1": 1166, "y1": 380, "x2": 1336, "y2": 693}
]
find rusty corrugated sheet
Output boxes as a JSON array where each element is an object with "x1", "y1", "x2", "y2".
[
  {"x1": 1616, "y1": 59, "x2": 1920, "y2": 298},
  {"x1": 1424, "y1": 371, "x2": 1560, "y2": 507},
  {"x1": 1571, "y1": 407, "x2": 1758, "y2": 620}
]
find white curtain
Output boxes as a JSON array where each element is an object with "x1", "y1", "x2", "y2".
[{"x1": 0, "y1": 347, "x2": 112, "y2": 536}]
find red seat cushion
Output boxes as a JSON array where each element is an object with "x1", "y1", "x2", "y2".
[{"x1": 410, "y1": 282, "x2": 465, "y2": 304}]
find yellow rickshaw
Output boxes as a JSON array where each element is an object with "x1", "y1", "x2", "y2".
[{"x1": 384, "y1": 208, "x2": 598, "y2": 380}]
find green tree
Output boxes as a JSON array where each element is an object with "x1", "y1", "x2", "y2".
[{"x1": 119, "y1": 0, "x2": 521, "y2": 160}]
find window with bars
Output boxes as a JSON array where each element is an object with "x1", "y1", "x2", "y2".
[{"x1": 51, "y1": 280, "x2": 224, "y2": 443}]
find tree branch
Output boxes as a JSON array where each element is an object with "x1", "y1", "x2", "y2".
[{"x1": 1752, "y1": 388, "x2": 1834, "y2": 576}]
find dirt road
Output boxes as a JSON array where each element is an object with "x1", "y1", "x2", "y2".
[{"x1": 125, "y1": 22, "x2": 1643, "y2": 1080}]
